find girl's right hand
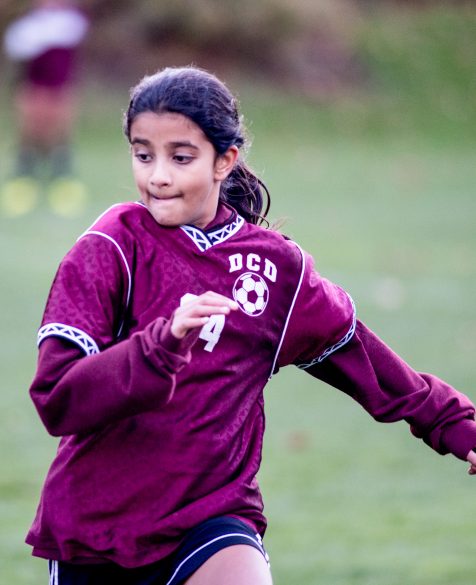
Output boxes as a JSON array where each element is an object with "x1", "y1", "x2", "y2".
[{"x1": 171, "y1": 291, "x2": 238, "y2": 339}]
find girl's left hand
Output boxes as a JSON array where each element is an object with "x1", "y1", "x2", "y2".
[{"x1": 466, "y1": 449, "x2": 476, "y2": 475}]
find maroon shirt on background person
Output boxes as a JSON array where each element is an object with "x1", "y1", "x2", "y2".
[{"x1": 26, "y1": 201, "x2": 476, "y2": 568}]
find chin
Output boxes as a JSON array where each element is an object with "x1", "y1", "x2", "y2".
[
  {"x1": 145, "y1": 200, "x2": 184, "y2": 227},
  {"x1": 150, "y1": 213, "x2": 181, "y2": 227}
]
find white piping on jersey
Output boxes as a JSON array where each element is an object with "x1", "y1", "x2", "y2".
[
  {"x1": 165, "y1": 532, "x2": 268, "y2": 585},
  {"x1": 38, "y1": 323, "x2": 100, "y2": 355},
  {"x1": 79, "y1": 203, "x2": 125, "y2": 236},
  {"x1": 180, "y1": 215, "x2": 245, "y2": 252},
  {"x1": 297, "y1": 293, "x2": 357, "y2": 369},
  {"x1": 77, "y1": 230, "x2": 132, "y2": 338},
  {"x1": 268, "y1": 242, "x2": 307, "y2": 380}
]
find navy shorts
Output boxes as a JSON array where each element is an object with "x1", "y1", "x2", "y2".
[{"x1": 48, "y1": 516, "x2": 269, "y2": 585}]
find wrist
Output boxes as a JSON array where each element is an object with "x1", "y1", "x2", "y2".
[
  {"x1": 159, "y1": 318, "x2": 199, "y2": 355},
  {"x1": 170, "y1": 322, "x2": 186, "y2": 340}
]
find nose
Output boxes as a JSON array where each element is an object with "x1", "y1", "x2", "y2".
[{"x1": 150, "y1": 159, "x2": 172, "y2": 188}]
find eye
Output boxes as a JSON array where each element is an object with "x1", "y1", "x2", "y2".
[
  {"x1": 173, "y1": 154, "x2": 194, "y2": 164},
  {"x1": 133, "y1": 151, "x2": 152, "y2": 163}
]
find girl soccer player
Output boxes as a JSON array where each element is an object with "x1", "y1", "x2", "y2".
[{"x1": 27, "y1": 66, "x2": 476, "y2": 585}]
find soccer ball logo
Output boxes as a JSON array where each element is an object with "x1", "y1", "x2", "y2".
[{"x1": 232, "y1": 272, "x2": 269, "y2": 317}]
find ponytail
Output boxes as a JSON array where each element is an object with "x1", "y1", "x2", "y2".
[{"x1": 221, "y1": 159, "x2": 270, "y2": 227}]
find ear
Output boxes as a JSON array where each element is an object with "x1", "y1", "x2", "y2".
[{"x1": 214, "y1": 146, "x2": 239, "y2": 181}]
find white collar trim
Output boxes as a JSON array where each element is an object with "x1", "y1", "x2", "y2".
[{"x1": 181, "y1": 215, "x2": 245, "y2": 252}]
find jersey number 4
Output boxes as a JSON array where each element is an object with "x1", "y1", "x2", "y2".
[{"x1": 180, "y1": 293, "x2": 225, "y2": 352}]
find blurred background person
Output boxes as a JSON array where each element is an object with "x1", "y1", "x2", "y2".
[{"x1": 1, "y1": 0, "x2": 89, "y2": 218}]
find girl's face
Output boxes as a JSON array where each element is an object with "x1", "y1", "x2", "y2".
[{"x1": 130, "y1": 111, "x2": 237, "y2": 229}]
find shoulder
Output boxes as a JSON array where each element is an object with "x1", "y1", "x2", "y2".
[
  {"x1": 241, "y1": 223, "x2": 305, "y2": 269},
  {"x1": 53, "y1": 202, "x2": 150, "y2": 282},
  {"x1": 83, "y1": 201, "x2": 146, "y2": 230},
  {"x1": 73, "y1": 201, "x2": 188, "y2": 273},
  {"x1": 79, "y1": 202, "x2": 152, "y2": 248}
]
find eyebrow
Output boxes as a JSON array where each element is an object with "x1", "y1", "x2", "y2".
[
  {"x1": 130, "y1": 138, "x2": 150, "y2": 146},
  {"x1": 130, "y1": 138, "x2": 199, "y2": 150},
  {"x1": 170, "y1": 140, "x2": 199, "y2": 150}
]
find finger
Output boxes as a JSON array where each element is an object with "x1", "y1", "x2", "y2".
[
  {"x1": 200, "y1": 299, "x2": 238, "y2": 312},
  {"x1": 179, "y1": 300, "x2": 238, "y2": 317},
  {"x1": 466, "y1": 450, "x2": 476, "y2": 466},
  {"x1": 196, "y1": 291, "x2": 239, "y2": 309},
  {"x1": 201, "y1": 290, "x2": 233, "y2": 300},
  {"x1": 172, "y1": 293, "x2": 238, "y2": 339},
  {"x1": 176, "y1": 305, "x2": 228, "y2": 321},
  {"x1": 179, "y1": 316, "x2": 211, "y2": 329},
  {"x1": 171, "y1": 316, "x2": 210, "y2": 339}
]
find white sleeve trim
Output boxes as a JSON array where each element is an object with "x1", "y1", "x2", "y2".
[
  {"x1": 268, "y1": 243, "x2": 306, "y2": 379},
  {"x1": 38, "y1": 323, "x2": 99, "y2": 356},
  {"x1": 297, "y1": 293, "x2": 357, "y2": 369}
]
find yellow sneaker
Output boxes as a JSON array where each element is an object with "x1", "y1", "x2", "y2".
[
  {"x1": 47, "y1": 177, "x2": 88, "y2": 217},
  {"x1": 1, "y1": 176, "x2": 40, "y2": 217}
]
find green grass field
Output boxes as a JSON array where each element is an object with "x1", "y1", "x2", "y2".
[{"x1": 0, "y1": 71, "x2": 475, "y2": 585}]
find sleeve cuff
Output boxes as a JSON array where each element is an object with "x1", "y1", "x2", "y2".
[
  {"x1": 441, "y1": 418, "x2": 476, "y2": 460},
  {"x1": 158, "y1": 316, "x2": 200, "y2": 356}
]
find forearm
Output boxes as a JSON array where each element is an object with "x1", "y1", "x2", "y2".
[
  {"x1": 305, "y1": 320, "x2": 476, "y2": 460},
  {"x1": 30, "y1": 317, "x2": 197, "y2": 436}
]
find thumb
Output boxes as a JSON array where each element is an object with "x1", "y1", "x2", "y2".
[{"x1": 466, "y1": 449, "x2": 476, "y2": 475}]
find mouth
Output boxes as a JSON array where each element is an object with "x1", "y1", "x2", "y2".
[{"x1": 149, "y1": 192, "x2": 181, "y2": 201}]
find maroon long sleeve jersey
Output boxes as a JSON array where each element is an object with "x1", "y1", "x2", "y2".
[{"x1": 27, "y1": 202, "x2": 476, "y2": 568}]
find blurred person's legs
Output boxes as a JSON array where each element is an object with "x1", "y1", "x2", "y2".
[
  {"x1": 0, "y1": 85, "x2": 43, "y2": 217},
  {"x1": 17, "y1": 84, "x2": 75, "y2": 176},
  {"x1": 1, "y1": 83, "x2": 87, "y2": 217}
]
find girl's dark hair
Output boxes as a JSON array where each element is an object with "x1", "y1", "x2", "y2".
[{"x1": 124, "y1": 66, "x2": 270, "y2": 226}]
